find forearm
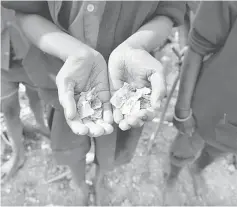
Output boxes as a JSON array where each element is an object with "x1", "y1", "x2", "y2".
[
  {"x1": 175, "y1": 47, "x2": 203, "y2": 118},
  {"x1": 123, "y1": 16, "x2": 173, "y2": 52},
  {"x1": 16, "y1": 13, "x2": 95, "y2": 61}
]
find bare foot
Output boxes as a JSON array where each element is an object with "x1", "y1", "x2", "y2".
[
  {"x1": 1, "y1": 149, "x2": 25, "y2": 186},
  {"x1": 162, "y1": 172, "x2": 183, "y2": 206},
  {"x1": 189, "y1": 165, "x2": 208, "y2": 202}
]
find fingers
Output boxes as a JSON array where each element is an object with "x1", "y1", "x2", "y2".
[
  {"x1": 108, "y1": 52, "x2": 124, "y2": 94},
  {"x1": 126, "y1": 116, "x2": 144, "y2": 128},
  {"x1": 57, "y1": 79, "x2": 77, "y2": 120},
  {"x1": 125, "y1": 108, "x2": 157, "y2": 128},
  {"x1": 82, "y1": 118, "x2": 104, "y2": 137},
  {"x1": 67, "y1": 106, "x2": 115, "y2": 137},
  {"x1": 103, "y1": 102, "x2": 113, "y2": 124},
  {"x1": 95, "y1": 119, "x2": 114, "y2": 135},
  {"x1": 113, "y1": 108, "x2": 123, "y2": 124},
  {"x1": 137, "y1": 108, "x2": 157, "y2": 121},
  {"x1": 61, "y1": 91, "x2": 77, "y2": 120},
  {"x1": 149, "y1": 72, "x2": 166, "y2": 109},
  {"x1": 66, "y1": 114, "x2": 89, "y2": 135},
  {"x1": 119, "y1": 119, "x2": 131, "y2": 131}
]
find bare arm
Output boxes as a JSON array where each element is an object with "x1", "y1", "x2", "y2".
[
  {"x1": 16, "y1": 13, "x2": 95, "y2": 61},
  {"x1": 124, "y1": 16, "x2": 173, "y2": 53},
  {"x1": 175, "y1": 47, "x2": 203, "y2": 118}
]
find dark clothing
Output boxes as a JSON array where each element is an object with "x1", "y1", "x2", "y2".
[{"x1": 189, "y1": 1, "x2": 237, "y2": 153}]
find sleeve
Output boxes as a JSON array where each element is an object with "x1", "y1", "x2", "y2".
[
  {"x1": 1, "y1": 1, "x2": 46, "y2": 13},
  {"x1": 1, "y1": 1, "x2": 51, "y2": 19},
  {"x1": 156, "y1": 1, "x2": 187, "y2": 27},
  {"x1": 189, "y1": 1, "x2": 237, "y2": 56}
]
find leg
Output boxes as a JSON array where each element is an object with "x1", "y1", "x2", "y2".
[
  {"x1": 1, "y1": 92, "x2": 25, "y2": 185},
  {"x1": 93, "y1": 125, "x2": 118, "y2": 206},
  {"x1": 50, "y1": 109, "x2": 91, "y2": 205},
  {"x1": 67, "y1": 159, "x2": 90, "y2": 205},
  {"x1": 114, "y1": 126, "x2": 143, "y2": 167},
  {"x1": 189, "y1": 144, "x2": 225, "y2": 199},
  {"x1": 25, "y1": 85, "x2": 50, "y2": 136},
  {"x1": 163, "y1": 131, "x2": 205, "y2": 205},
  {"x1": 162, "y1": 157, "x2": 184, "y2": 206},
  {"x1": 92, "y1": 126, "x2": 143, "y2": 205}
]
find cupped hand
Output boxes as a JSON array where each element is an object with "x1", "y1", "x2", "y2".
[
  {"x1": 108, "y1": 43, "x2": 166, "y2": 130},
  {"x1": 56, "y1": 50, "x2": 113, "y2": 137}
]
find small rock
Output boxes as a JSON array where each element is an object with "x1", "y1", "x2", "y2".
[
  {"x1": 27, "y1": 197, "x2": 38, "y2": 203},
  {"x1": 114, "y1": 178, "x2": 120, "y2": 184},
  {"x1": 168, "y1": 122, "x2": 173, "y2": 127},
  {"x1": 59, "y1": 183, "x2": 65, "y2": 189},
  {"x1": 69, "y1": 180, "x2": 76, "y2": 190},
  {"x1": 163, "y1": 121, "x2": 168, "y2": 125},
  {"x1": 5, "y1": 188, "x2": 11, "y2": 193},
  {"x1": 85, "y1": 180, "x2": 93, "y2": 186},
  {"x1": 122, "y1": 199, "x2": 131, "y2": 206},
  {"x1": 41, "y1": 142, "x2": 50, "y2": 150},
  {"x1": 228, "y1": 165, "x2": 236, "y2": 173}
]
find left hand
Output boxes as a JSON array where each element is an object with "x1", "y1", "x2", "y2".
[
  {"x1": 173, "y1": 108, "x2": 196, "y2": 135},
  {"x1": 108, "y1": 43, "x2": 166, "y2": 130}
]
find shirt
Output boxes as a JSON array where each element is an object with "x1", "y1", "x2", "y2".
[
  {"x1": 47, "y1": 1, "x2": 186, "y2": 59},
  {"x1": 189, "y1": 2, "x2": 237, "y2": 152},
  {"x1": 188, "y1": 1, "x2": 237, "y2": 56}
]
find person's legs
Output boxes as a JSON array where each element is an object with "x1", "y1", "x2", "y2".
[
  {"x1": 189, "y1": 143, "x2": 226, "y2": 198},
  {"x1": 163, "y1": 131, "x2": 205, "y2": 204},
  {"x1": 114, "y1": 127, "x2": 144, "y2": 166},
  {"x1": 93, "y1": 126, "x2": 117, "y2": 205},
  {"x1": 92, "y1": 126, "x2": 143, "y2": 205},
  {"x1": 25, "y1": 85, "x2": 50, "y2": 136},
  {"x1": 50, "y1": 109, "x2": 91, "y2": 205},
  {"x1": 1, "y1": 78, "x2": 25, "y2": 184}
]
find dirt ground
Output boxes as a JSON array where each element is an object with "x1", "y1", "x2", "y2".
[{"x1": 1, "y1": 42, "x2": 237, "y2": 206}]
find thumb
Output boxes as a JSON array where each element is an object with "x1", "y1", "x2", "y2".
[
  {"x1": 57, "y1": 78, "x2": 77, "y2": 120},
  {"x1": 108, "y1": 50, "x2": 125, "y2": 95},
  {"x1": 149, "y1": 72, "x2": 166, "y2": 109}
]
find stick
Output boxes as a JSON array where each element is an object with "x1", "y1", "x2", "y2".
[{"x1": 147, "y1": 47, "x2": 182, "y2": 154}]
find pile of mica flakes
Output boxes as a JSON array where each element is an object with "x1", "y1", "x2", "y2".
[
  {"x1": 76, "y1": 88, "x2": 103, "y2": 121},
  {"x1": 76, "y1": 83, "x2": 152, "y2": 121},
  {"x1": 110, "y1": 83, "x2": 151, "y2": 116}
]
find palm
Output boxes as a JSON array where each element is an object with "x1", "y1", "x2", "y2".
[
  {"x1": 65, "y1": 54, "x2": 110, "y2": 103},
  {"x1": 109, "y1": 45, "x2": 164, "y2": 91},
  {"x1": 56, "y1": 53, "x2": 113, "y2": 137}
]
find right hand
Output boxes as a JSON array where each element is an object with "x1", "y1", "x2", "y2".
[
  {"x1": 108, "y1": 43, "x2": 166, "y2": 130},
  {"x1": 56, "y1": 49, "x2": 113, "y2": 137}
]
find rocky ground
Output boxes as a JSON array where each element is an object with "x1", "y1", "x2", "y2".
[{"x1": 1, "y1": 41, "x2": 237, "y2": 206}]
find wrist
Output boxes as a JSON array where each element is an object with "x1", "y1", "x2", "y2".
[
  {"x1": 174, "y1": 107, "x2": 191, "y2": 119},
  {"x1": 123, "y1": 16, "x2": 173, "y2": 52},
  {"x1": 63, "y1": 46, "x2": 98, "y2": 62}
]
